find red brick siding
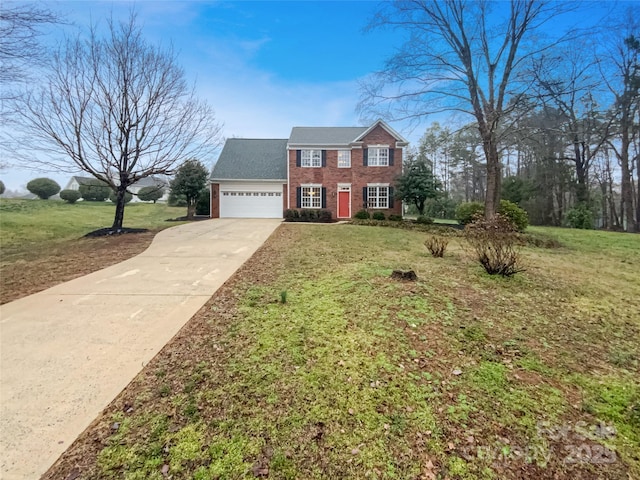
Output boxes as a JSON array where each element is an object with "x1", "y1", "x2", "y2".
[
  {"x1": 288, "y1": 125, "x2": 403, "y2": 219},
  {"x1": 282, "y1": 183, "x2": 288, "y2": 215},
  {"x1": 210, "y1": 183, "x2": 220, "y2": 218}
]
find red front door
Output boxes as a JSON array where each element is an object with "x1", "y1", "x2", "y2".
[{"x1": 338, "y1": 190, "x2": 350, "y2": 218}]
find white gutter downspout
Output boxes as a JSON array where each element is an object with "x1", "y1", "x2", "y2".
[{"x1": 286, "y1": 144, "x2": 290, "y2": 209}]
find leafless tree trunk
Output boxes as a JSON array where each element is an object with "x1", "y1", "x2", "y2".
[
  {"x1": 603, "y1": 30, "x2": 640, "y2": 232},
  {"x1": 15, "y1": 13, "x2": 222, "y2": 230},
  {"x1": 529, "y1": 46, "x2": 611, "y2": 206},
  {"x1": 360, "y1": 0, "x2": 573, "y2": 218}
]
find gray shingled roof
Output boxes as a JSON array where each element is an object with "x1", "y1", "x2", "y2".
[
  {"x1": 211, "y1": 138, "x2": 288, "y2": 180},
  {"x1": 69, "y1": 175, "x2": 167, "y2": 187},
  {"x1": 288, "y1": 127, "x2": 368, "y2": 146}
]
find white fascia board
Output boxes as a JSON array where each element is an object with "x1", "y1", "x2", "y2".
[
  {"x1": 288, "y1": 143, "x2": 353, "y2": 149},
  {"x1": 211, "y1": 178, "x2": 286, "y2": 183}
]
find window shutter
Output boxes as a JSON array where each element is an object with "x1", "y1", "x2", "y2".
[
  {"x1": 389, "y1": 149, "x2": 394, "y2": 166},
  {"x1": 321, "y1": 187, "x2": 327, "y2": 208},
  {"x1": 296, "y1": 150, "x2": 301, "y2": 167},
  {"x1": 296, "y1": 187, "x2": 301, "y2": 208},
  {"x1": 362, "y1": 186, "x2": 368, "y2": 208},
  {"x1": 363, "y1": 149, "x2": 368, "y2": 166},
  {"x1": 388, "y1": 187, "x2": 394, "y2": 208},
  {"x1": 321, "y1": 150, "x2": 327, "y2": 167}
]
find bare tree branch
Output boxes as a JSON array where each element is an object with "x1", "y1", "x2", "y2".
[{"x1": 359, "y1": 0, "x2": 578, "y2": 216}]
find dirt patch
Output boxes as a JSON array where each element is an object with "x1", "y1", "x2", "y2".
[
  {"x1": 0, "y1": 231, "x2": 156, "y2": 304},
  {"x1": 84, "y1": 227, "x2": 148, "y2": 237}
]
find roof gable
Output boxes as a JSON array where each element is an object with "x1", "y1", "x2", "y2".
[
  {"x1": 354, "y1": 120, "x2": 409, "y2": 145},
  {"x1": 211, "y1": 138, "x2": 288, "y2": 181}
]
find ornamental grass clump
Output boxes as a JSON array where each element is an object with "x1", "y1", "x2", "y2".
[
  {"x1": 464, "y1": 214, "x2": 524, "y2": 277},
  {"x1": 425, "y1": 235, "x2": 449, "y2": 257}
]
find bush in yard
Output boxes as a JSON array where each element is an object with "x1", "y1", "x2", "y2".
[
  {"x1": 425, "y1": 235, "x2": 449, "y2": 257},
  {"x1": 498, "y1": 199, "x2": 528, "y2": 232},
  {"x1": 137, "y1": 185, "x2": 165, "y2": 203},
  {"x1": 566, "y1": 204, "x2": 594, "y2": 229},
  {"x1": 416, "y1": 215, "x2": 433, "y2": 225},
  {"x1": 456, "y1": 201, "x2": 484, "y2": 225},
  {"x1": 195, "y1": 188, "x2": 210, "y2": 216},
  {"x1": 170, "y1": 159, "x2": 209, "y2": 220},
  {"x1": 372, "y1": 211, "x2": 386, "y2": 221},
  {"x1": 59, "y1": 189, "x2": 81, "y2": 204},
  {"x1": 0, "y1": 180, "x2": 4, "y2": 195},
  {"x1": 26, "y1": 177, "x2": 60, "y2": 199},
  {"x1": 284, "y1": 209, "x2": 331, "y2": 223},
  {"x1": 79, "y1": 180, "x2": 110, "y2": 201},
  {"x1": 168, "y1": 191, "x2": 187, "y2": 207},
  {"x1": 388, "y1": 214, "x2": 403, "y2": 221},
  {"x1": 318, "y1": 209, "x2": 332, "y2": 222},
  {"x1": 299, "y1": 209, "x2": 312, "y2": 222},
  {"x1": 464, "y1": 214, "x2": 524, "y2": 277},
  {"x1": 109, "y1": 190, "x2": 133, "y2": 204},
  {"x1": 354, "y1": 209, "x2": 370, "y2": 220},
  {"x1": 284, "y1": 209, "x2": 299, "y2": 221}
]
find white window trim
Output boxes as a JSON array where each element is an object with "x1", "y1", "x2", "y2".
[
  {"x1": 301, "y1": 149, "x2": 322, "y2": 168},
  {"x1": 367, "y1": 183, "x2": 390, "y2": 209},
  {"x1": 368, "y1": 145, "x2": 390, "y2": 167},
  {"x1": 338, "y1": 150, "x2": 351, "y2": 168},
  {"x1": 301, "y1": 183, "x2": 322, "y2": 209}
]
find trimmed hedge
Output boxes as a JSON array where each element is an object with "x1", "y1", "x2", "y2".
[
  {"x1": 284, "y1": 209, "x2": 333, "y2": 223},
  {"x1": 60, "y1": 189, "x2": 81, "y2": 204},
  {"x1": 416, "y1": 215, "x2": 434, "y2": 225},
  {"x1": 353, "y1": 209, "x2": 370, "y2": 220},
  {"x1": 109, "y1": 190, "x2": 133, "y2": 204},
  {"x1": 26, "y1": 177, "x2": 61, "y2": 199},
  {"x1": 455, "y1": 201, "x2": 484, "y2": 225},
  {"x1": 498, "y1": 200, "x2": 529, "y2": 232}
]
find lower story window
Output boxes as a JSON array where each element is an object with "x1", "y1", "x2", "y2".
[
  {"x1": 302, "y1": 186, "x2": 321, "y2": 208},
  {"x1": 367, "y1": 186, "x2": 389, "y2": 209}
]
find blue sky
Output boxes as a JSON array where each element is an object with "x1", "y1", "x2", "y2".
[
  {"x1": 0, "y1": 0, "x2": 632, "y2": 191},
  {"x1": 2, "y1": 0, "x2": 406, "y2": 191}
]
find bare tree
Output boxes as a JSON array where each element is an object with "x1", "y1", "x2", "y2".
[
  {"x1": 359, "y1": 0, "x2": 573, "y2": 217},
  {"x1": 601, "y1": 21, "x2": 640, "y2": 232},
  {"x1": 529, "y1": 46, "x2": 610, "y2": 206},
  {"x1": 16, "y1": 13, "x2": 222, "y2": 230}
]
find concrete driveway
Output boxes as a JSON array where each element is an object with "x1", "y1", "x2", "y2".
[{"x1": 0, "y1": 218, "x2": 280, "y2": 480}]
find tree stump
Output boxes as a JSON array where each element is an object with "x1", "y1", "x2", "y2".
[{"x1": 391, "y1": 270, "x2": 418, "y2": 281}]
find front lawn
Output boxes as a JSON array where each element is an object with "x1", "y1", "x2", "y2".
[
  {"x1": 0, "y1": 199, "x2": 185, "y2": 303},
  {"x1": 45, "y1": 224, "x2": 640, "y2": 479},
  {"x1": 0, "y1": 199, "x2": 185, "y2": 257}
]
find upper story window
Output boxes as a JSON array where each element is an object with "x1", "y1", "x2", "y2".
[
  {"x1": 338, "y1": 150, "x2": 351, "y2": 168},
  {"x1": 301, "y1": 149, "x2": 322, "y2": 167},
  {"x1": 368, "y1": 147, "x2": 389, "y2": 166}
]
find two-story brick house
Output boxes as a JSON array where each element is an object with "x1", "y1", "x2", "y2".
[{"x1": 210, "y1": 120, "x2": 408, "y2": 219}]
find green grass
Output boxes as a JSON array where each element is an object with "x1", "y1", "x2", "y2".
[
  {"x1": 48, "y1": 223, "x2": 640, "y2": 479},
  {"x1": 0, "y1": 198, "x2": 185, "y2": 255}
]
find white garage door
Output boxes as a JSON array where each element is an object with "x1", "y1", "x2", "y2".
[{"x1": 219, "y1": 183, "x2": 283, "y2": 218}]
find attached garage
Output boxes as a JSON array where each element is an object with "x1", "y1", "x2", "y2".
[
  {"x1": 218, "y1": 182, "x2": 284, "y2": 218},
  {"x1": 210, "y1": 138, "x2": 288, "y2": 219}
]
